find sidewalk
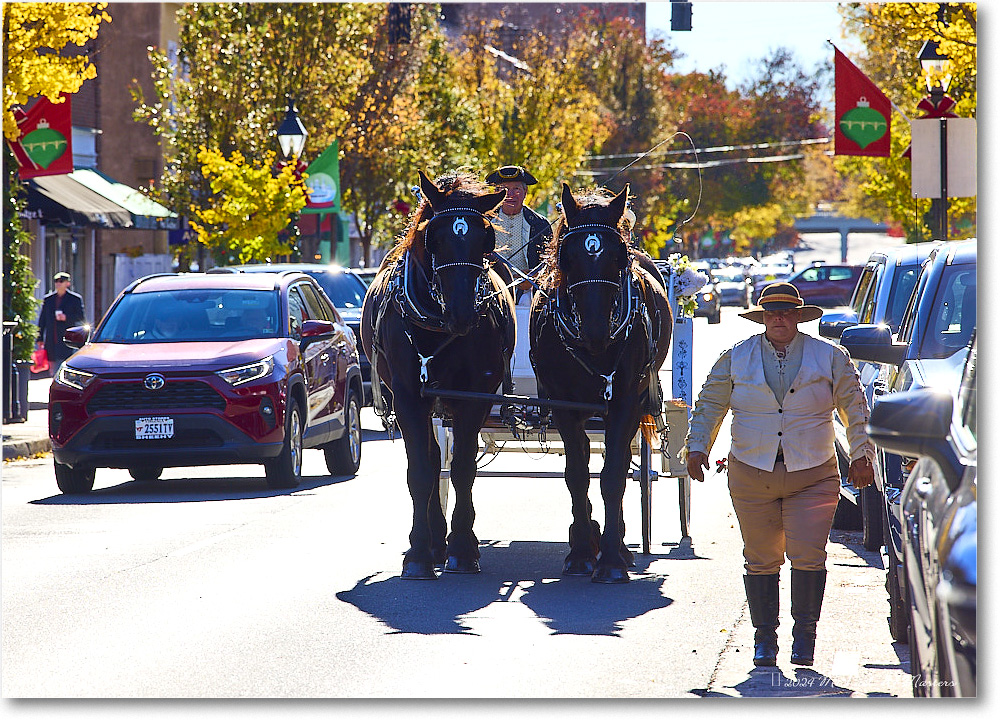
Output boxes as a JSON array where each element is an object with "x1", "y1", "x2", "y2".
[{"x1": 2, "y1": 377, "x2": 52, "y2": 460}]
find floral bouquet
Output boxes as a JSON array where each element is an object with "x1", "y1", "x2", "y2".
[{"x1": 658, "y1": 253, "x2": 708, "y2": 317}]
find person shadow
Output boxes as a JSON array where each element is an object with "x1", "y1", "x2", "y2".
[
  {"x1": 336, "y1": 539, "x2": 674, "y2": 636},
  {"x1": 692, "y1": 666, "x2": 856, "y2": 698}
]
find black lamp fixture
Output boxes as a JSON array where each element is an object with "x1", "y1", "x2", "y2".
[
  {"x1": 918, "y1": 39, "x2": 951, "y2": 93},
  {"x1": 276, "y1": 96, "x2": 308, "y2": 159}
]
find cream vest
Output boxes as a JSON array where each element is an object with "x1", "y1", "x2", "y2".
[{"x1": 729, "y1": 334, "x2": 838, "y2": 472}]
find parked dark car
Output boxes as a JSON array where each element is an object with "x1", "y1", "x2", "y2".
[
  {"x1": 691, "y1": 264, "x2": 722, "y2": 324},
  {"x1": 352, "y1": 267, "x2": 379, "y2": 287},
  {"x1": 821, "y1": 243, "x2": 939, "y2": 550},
  {"x1": 218, "y1": 264, "x2": 372, "y2": 405},
  {"x1": 840, "y1": 238, "x2": 976, "y2": 641},
  {"x1": 49, "y1": 271, "x2": 364, "y2": 493},
  {"x1": 867, "y1": 331, "x2": 976, "y2": 696},
  {"x1": 786, "y1": 262, "x2": 863, "y2": 307},
  {"x1": 711, "y1": 265, "x2": 753, "y2": 308}
]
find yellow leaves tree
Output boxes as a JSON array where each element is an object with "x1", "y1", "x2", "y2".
[
  {"x1": 189, "y1": 147, "x2": 307, "y2": 264},
  {"x1": 2, "y1": 2, "x2": 111, "y2": 141}
]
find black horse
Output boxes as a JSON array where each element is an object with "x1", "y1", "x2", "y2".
[
  {"x1": 529, "y1": 183, "x2": 673, "y2": 583},
  {"x1": 360, "y1": 170, "x2": 515, "y2": 580}
]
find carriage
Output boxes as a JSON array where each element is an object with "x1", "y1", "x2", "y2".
[{"x1": 361, "y1": 171, "x2": 702, "y2": 582}]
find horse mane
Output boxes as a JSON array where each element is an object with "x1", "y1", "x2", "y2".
[
  {"x1": 383, "y1": 170, "x2": 499, "y2": 267},
  {"x1": 538, "y1": 187, "x2": 633, "y2": 292}
]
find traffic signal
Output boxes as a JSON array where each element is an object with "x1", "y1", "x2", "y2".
[{"x1": 671, "y1": 0, "x2": 692, "y2": 31}]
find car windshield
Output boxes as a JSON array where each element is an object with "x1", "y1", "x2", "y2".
[
  {"x1": 919, "y1": 264, "x2": 976, "y2": 358},
  {"x1": 94, "y1": 289, "x2": 280, "y2": 343},
  {"x1": 307, "y1": 272, "x2": 366, "y2": 309},
  {"x1": 884, "y1": 266, "x2": 920, "y2": 331},
  {"x1": 713, "y1": 268, "x2": 745, "y2": 282}
]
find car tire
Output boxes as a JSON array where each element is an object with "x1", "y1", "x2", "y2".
[
  {"x1": 129, "y1": 466, "x2": 163, "y2": 482},
  {"x1": 860, "y1": 482, "x2": 884, "y2": 551},
  {"x1": 325, "y1": 386, "x2": 362, "y2": 476},
  {"x1": 708, "y1": 304, "x2": 721, "y2": 324},
  {"x1": 55, "y1": 461, "x2": 96, "y2": 494},
  {"x1": 265, "y1": 399, "x2": 303, "y2": 489},
  {"x1": 831, "y1": 494, "x2": 862, "y2": 530},
  {"x1": 884, "y1": 503, "x2": 910, "y2": 642}
]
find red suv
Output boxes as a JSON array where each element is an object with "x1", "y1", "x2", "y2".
[
  {"x1": 49, "y1": 271, "x2": 363, "y2": 494},
  {"x1": 787, "y1": 262, "x2": 863, "y2": 307}
]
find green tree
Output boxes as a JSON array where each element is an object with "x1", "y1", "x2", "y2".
[
  {"x1": 3, "y1": 146, "x2": 40, "y2": 361},
  {"x1": 837, "y1": 2, "x2": 976, "y2": 241},
  {"x1": 2, "y1": 1, "x2": 111, "y2": 141},
  {"x1": 189, "y1": 146, "x2": 307, "y2": 264}
]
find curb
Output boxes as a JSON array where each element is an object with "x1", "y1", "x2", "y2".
[{"x1": 3, "y1": 437, "x2": 51, "y2": 461}]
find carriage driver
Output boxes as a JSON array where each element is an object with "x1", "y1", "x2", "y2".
[
  {"x1": 684, "y1": 282, "x2": 875, "y2": 668},
  {"x1": 485, "y1": 164, "x2": 553, "y2": 301}
]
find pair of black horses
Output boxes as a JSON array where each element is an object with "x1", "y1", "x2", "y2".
[{"x1": 361, "y1": 170, "x2": 673, "y2": 584}]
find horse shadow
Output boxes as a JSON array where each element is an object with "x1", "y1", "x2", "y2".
[{"x1": 337, "y1": 540, "x2": 674, "y2": 637}]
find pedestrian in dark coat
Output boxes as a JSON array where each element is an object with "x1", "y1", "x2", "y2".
[
  {"x1": 36, "y1": 271, "x2": 86, "y2": 374},
  {"x1": 684, "y1": 282, "x2": 875, "y2": 668}
]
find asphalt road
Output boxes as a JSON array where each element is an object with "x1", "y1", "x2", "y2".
[{"x1": 2, "y1": 247, "x2": 914, "y2": 702}]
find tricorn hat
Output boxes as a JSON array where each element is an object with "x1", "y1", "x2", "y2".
[
  {"x1": 739, "y1": 282, "x2": 823, "y2": 324},
  {"x1": 485, "y1": 164, "x2": 538, "y2": 186}
]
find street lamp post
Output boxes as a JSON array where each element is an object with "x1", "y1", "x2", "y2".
[
  {"x1": 276, "y1": 96, "x2": 308, "y2": 161},
  {"x1": 917, "y1": 39, "x2": 954, "y2": 241}
]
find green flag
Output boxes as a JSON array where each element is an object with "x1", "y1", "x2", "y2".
[{"x1": 301, "y1": 140, "x2": 340, "y2": 214}]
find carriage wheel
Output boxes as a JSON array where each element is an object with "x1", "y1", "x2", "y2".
[{"x1": 639, "y1": 436, "x2": 653, "y2": 555}]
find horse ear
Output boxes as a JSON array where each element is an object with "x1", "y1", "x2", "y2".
[
  {"x1": 561, "y1": 183, "x2": 580, "y2": 225},
  {"x1": 418, "y1": 170, "x2": 446, "y2": 209},
  {"x1": 608, "y1": 184, "x2": 629, "y2": 223},
  {"x1": 474, "y1": 189, "x2": 507, "y2": 215}
]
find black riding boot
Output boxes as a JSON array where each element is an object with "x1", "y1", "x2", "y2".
[
  {"x1": 790, "y1": 568, "x2": 827, "y2": 666},
  {"x1": 744, "y1": 573, "x2": 780, "y2": 667}
]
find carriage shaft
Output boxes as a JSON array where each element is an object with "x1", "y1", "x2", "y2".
[{"x1": 420, "y1": 387, "x2": 606, "y2": 415}]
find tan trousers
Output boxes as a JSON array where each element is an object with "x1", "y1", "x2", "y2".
[{"x1": 727, "y1": 454, "x2": 840, "y2": 575}]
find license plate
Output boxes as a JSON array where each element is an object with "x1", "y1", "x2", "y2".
[{"x1": 135, "y1": 416, "x2": 174, "y2": 440}]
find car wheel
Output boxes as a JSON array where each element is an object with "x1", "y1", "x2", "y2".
[
  {"x1": 128, "y1": 466, "x2": 163, "y2": 482},
  {"x1": 884, "y1": 504, "x2": 910, "y2": 642},
  {"x1": 831, "y1": 494, "x2": 862, "y2": 530},
  {"x1": 325, "y1": 386, "x2": 362, "y2": 476},
  {"x1": 265, "y1": 399, "x2": 303, "y2": 489},
  {"x1": 860, "y1": 482, "x2": 884, "y2": 551},
  {"x1": 708, "y1": 304, "x2": 721, "y2": 324},
  {"x1": 54, "y1": 460, "x2": 96, "y2": 494}
]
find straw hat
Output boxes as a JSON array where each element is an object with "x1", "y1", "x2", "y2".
[{"x1": 739, "y1": 282, "x2": 823, "y2": 324}]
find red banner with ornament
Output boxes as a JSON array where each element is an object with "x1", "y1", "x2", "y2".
[
  {"x1": 8, "y1": 93, "x2": 74, "y2": 178},
  {"x1": 834, "y1": 46, "x2": 891, "y2": 157}
]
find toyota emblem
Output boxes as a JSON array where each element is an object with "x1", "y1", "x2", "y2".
[{"x1": 144, "y1": 373, "x2": 166, "y2": 391}]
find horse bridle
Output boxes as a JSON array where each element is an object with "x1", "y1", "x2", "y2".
[
  {"x1": 421, "y1": 206, "x2": 495, "y2": 315},
  {"x1": 553, "y1": 223, "x2": 635, "y2": 345}
]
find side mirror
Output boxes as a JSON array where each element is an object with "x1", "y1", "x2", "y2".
[
  {"x1": 840, "y1": 324, "x2": 906, "y2": 365},
  {"x1": 819, "y1": 308, "x2": 858, "y2": 340},
  {"x1": 300, "y1": 319, "x2": 335, "y2": 347},
  {"x1": 868, "y1": 388, "x2": 960, "y2": 483},
  {"x1": 63, "y1": 325, "x2": 91, "y2": 349}
]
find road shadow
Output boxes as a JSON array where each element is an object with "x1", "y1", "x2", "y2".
[
  {"x1": 693, "y1": 667, "x2": 856, "y2": 698},
  {"x1": 829, "y1": 529, "x2": 885, "y2": 570},
  {"x1": 337, "y1": 540, "x2": 674, "y2": 637},
  {"x1": 30, "y1": 473, "x2": 354, "y2": 505}
]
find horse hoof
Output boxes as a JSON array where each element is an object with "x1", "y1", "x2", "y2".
[
  {"x1": 591, "y1": 566, "x2": 630, "y2": 584},
  {"x1": 563, "y1": 558, "x2": 597, "y2": 576},
  {"x1": 401, "y1": 561, "x2": 439, "y2": 580},
  {"x1": 443, "y1": 556, "x2": 481, "y2": 574}
]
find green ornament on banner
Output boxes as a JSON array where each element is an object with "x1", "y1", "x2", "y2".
[
  {"x1": 22, "y1": 119, "x2": 68, "y2": 169},
  {"x1": 838, "y1": 97, "x2": 888, "y2": 149}
]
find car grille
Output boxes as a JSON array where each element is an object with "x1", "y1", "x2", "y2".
[
  {"x1": 92, "y1": 429, "x2": 225, "y2": 450},
  {"x1": 87, "y1": 381, "x2": 227, "y2": 413}
]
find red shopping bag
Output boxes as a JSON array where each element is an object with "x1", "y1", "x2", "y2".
[{"x1": 31, "y1": 348, "x2": 49, "y2": 373}]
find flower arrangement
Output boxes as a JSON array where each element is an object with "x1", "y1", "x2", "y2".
[{"x1": 658, "y1": 253, "x2": 708, "y2": 317}]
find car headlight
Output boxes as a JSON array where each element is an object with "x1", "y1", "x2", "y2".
[
  {"x1": 702, "y1": 292, "x2": 713, "y2": 301},
  {"x1": 56, "y1": 364, "x2": 96, "y2": 390},
  {"x1": 216, "y1": 356, "x2": 275, "y2": 386}
]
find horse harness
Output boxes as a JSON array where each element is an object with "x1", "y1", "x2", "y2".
[
  {"x1": 534, "y1": 223, "x2": 660, "y2": 403},
  {"x1": 368, "y1": 207, "x2": 513, "y2": 422}
]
